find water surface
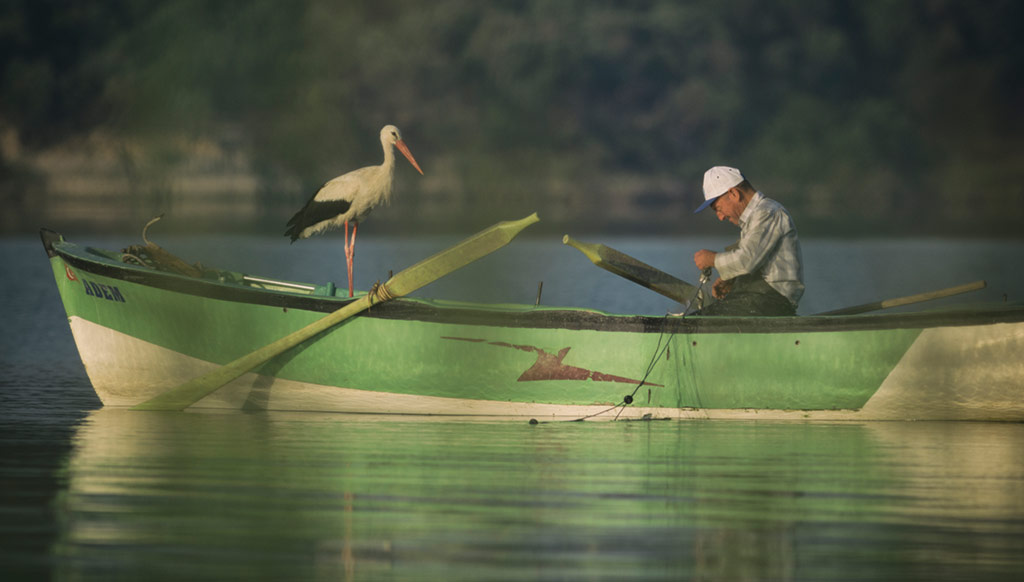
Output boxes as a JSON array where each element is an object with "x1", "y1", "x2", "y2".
[
  {"x1": 2, "y1": 234, "x2": 1023, "y2": 580},
  {"x1": 48, "y1": 411, "x2": 1024, "y2": 581}
]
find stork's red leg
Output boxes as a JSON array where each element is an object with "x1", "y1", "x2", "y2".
[
  {"x1": 343, "y1": 221, "x2": 353, "y2": 297},
  {"x1": 348, "y1": 222, "x2": 358, "y2": 297}
]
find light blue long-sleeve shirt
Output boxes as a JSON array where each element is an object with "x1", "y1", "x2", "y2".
[{"x1": 714, "y1": 192, "x2": 805, "y2": 307}]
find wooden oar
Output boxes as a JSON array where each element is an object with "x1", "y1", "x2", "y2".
[
  {"x1": 133, "y1": 213, "x2": 540, "y2": 411},
  {"x1": 562, "y1": 235, "x2": 697, "y2": 304},
  {"x1": 816, "y1": 280, "x2": 987, "y2": 316}
]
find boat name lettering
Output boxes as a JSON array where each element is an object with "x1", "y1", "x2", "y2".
[{"x1": 82, "y1": 279, "x2": 126, "y2": 303}]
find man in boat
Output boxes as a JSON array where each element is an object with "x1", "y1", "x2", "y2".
[{"x1": 692, "y1": 166, "x2": 804, "y2": 316}]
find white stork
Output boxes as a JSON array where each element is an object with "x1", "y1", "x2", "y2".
[{"x1": 285, "y1": 125, "x2": 423, "y2": 297}]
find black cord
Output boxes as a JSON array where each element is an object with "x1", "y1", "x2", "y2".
[{"x1": 569, "y1": 270, "x2": 710, "y2": 423}]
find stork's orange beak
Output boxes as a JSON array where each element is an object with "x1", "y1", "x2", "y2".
[{"x1": 395, "y1": 140, "x2": 424, "y2": 175}]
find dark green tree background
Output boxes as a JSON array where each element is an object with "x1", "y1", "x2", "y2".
[{"x1": 2, "y1": 0, "x2": 1021, "y2": 235}]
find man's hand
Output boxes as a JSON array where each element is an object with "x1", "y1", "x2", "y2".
[
  {"x1": 694, "y1": 249, "x2": 716, "y2": 271},
  {"x1": 712, "y1": 277, "x2": 733, "y2": 299}
]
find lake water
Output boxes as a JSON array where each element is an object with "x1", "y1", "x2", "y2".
[{"x1": 2, "y1": 233, "x2": 1024, "y2": 580}]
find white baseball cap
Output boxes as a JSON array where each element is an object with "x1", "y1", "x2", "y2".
[{"x1": 695, "y1": 166, "x2": 745, "y2": 213}]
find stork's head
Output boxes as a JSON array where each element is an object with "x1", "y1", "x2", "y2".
[{"x1": 381, "y1": 125, "x2": 424, "y2": 175}]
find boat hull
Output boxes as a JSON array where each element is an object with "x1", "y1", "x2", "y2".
[{"x1": 44, "y1": 233, "x2": 1024, "y2": 420}]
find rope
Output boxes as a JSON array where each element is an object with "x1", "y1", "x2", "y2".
[
  {"x1": 369, "y1": 281, "x2": 395, "y2": 305},
  {"x1": 562, "y1": 270, "x2": 711, "y2": 423},
  {"x1": 121, "y1": 253, "x2": 148, "y2": 267},
  {"x1": 683, "y1": 270, "x2": 710, "y2": 414}
]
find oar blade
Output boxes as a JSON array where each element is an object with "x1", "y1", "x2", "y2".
[
  {"x1": 388, "y1": 213, "x2": 539, "y2": 296},
  {"x1": 132, "y1": 213, "x2": 540, "y2": 411},
  {"x1": 562, "y1": 235, "x2": 697, "y2": 304}
]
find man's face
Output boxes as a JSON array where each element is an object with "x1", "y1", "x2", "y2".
[{"x1": 711, "y1": 189, "x2": 743, "y2": 226}]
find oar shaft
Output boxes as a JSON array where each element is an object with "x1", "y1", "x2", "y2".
[
  {"x1": 133, "y1": 213, "x2": 540, "y2": 411},
  {"x1": 817, "y1": 280, "x2": 987, "y2": 316},
  {"x1": 132, "y1": 297, "x2": 372, "y2": 410}
]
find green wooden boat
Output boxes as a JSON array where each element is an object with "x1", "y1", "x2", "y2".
[{"x1": 41, "y1": 228, "x2": 1024, "y2": 421}]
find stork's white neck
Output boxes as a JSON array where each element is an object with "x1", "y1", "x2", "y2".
[
  {"x1": 381, "y1": 137, "x2": 396, "y2": 171},
  {"x1": 377, "y1": 138, "x2": 396, "y2": 206}
]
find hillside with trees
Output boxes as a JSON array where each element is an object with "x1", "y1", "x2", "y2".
[{"x1": 2, "y1": 0, "x2": 1021, "y2": 235}]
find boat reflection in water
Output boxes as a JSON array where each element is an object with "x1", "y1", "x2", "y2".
[{"x1": 52, "y1": 408, "x2": 1024, "y2": 580}]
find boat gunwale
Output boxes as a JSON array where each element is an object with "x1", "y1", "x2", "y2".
[{"x1": 46, "y1": 233, "x2": 1024, "y2": 335}]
